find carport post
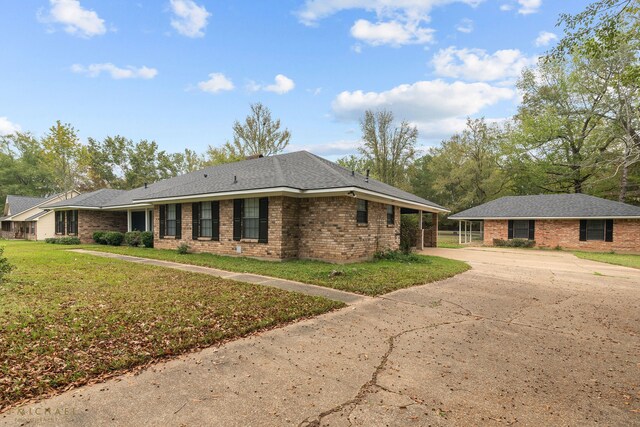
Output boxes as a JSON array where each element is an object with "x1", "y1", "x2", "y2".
[
  {"x1": 127, "y1": 209, "x2": 131, "y2": 232},
  {"x1": 458, "y1": 221, "x2": 462, "y2": 244}
]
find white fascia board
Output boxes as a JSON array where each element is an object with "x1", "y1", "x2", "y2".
[
  {"x1": 451, "y1": 216, "x2": 640, "y2": 220},
  {"x1": 45, "y1": 206, "x2": 103, "y2": 211},
  {"x1": 133, "y1": 186, "x2": 448, "y2": 213},
  {"x1": 102, "y1": 203, "x2": 152, "y2": 210}
]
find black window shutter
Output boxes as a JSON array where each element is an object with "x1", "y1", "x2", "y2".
[
  {"x1": 192, "y1": 202, "x2": 200, "y2": 240},
  {"x1": 233, "y1": 199, "x2": 243, "y2": 241},
  {"x1": 507, "y1": 220, "x2": 514, "y2": 239},
  {"x1": 528, "y1": 220, "x2": 535, "y2": 241},
  {"x1": 159, "y1": 205, "x2": 166, "y2": 238},
  {"x1": 66, "y1": 211, "x2": 72, "y2": 235},
  {"x1": 258, "y1": 197, "x2": 269, "y2": 244},
  {"x1": 579, "y1": 220, "x2": 587, "y2": 241},
  {"x1": 364, "y1": 200, "x2": 368, "y2": 224},
  {"x1": 175, "y1": 204, "x2": 182, "y2": 239},
  {"x1": 605, "y1": 219, "x2": 613, "y2": 242},
  {"x1": 212, "y1": 201, "x2": 220, "y2": 241}
]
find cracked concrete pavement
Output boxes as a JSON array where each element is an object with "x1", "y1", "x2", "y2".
[{"x1": 2, "y1": 248, "x2": 639, "y2": 426}]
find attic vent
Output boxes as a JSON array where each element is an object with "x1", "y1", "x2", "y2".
[{"x1": 245, "y1": 154, "x2": 264, "y2": 160}]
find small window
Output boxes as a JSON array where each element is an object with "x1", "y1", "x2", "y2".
[
  {"x1": 166, "y1": 204, "x2": 177, "y2": 236},
  {"x1": 67, "y1": 210, "x2": 78, "y2": 235},
  {"x1": 512, "y1": 220, "x2": 530, "y2": 239},
  {"x1": 1, "y1": 222, "x2": 10, "y2": 232},
  {"x1": 243, "y1": 198, "x2": 259, "y2": 239},
  {"x1": 356, "y1": 199, "x2": 368, "y2": 224},
  {"x1": 586, "y1": 220, "x2": 605, "y2": 241},
  {"x1": 386, "y1": 205, "x2": 395, "y2": 225},
  {"x1": 30, "y1": 223, "x2": 35, "y2": 234},
  {"x1": 200, "y1": 201, "x2": 212, "y2": 238}
]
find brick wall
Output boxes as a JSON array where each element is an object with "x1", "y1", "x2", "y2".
[
  {"x1": 483, "y1": 219, "x2": 640, "y2": 252},
  {"x1": 153, "y1": 196, "x2": 401, "y2": 262},
  {"x1": 297, "y1": 197, "x2": 400, "y2": 262},
  {"x1": 57, "y1": 210, "x2": 127, "y2": 243}
]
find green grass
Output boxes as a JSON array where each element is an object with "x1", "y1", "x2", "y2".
[
  {"x1": 79, "y1": 244, "x2": 470, "y2": 296},
  {"x1": 0, "y1": 241, "x2": 343, "y2": 410},
  {"x1": 573, "y1": 251, "x2": 640, "y2": 269}
]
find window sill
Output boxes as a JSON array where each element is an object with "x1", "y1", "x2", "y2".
[
  {"x1": 387, "y1": 224, "x2": 395, "y2": 228},
  {"x1": 241, "y1": 238, "x2": 259, "y2": 243},
  {"x1": 357, "y1": 223, "x2": 368, "y2": 227}
]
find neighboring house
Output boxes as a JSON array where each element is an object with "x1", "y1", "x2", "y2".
[
  {"x1": 449, "y1": 194, "x2": 640, "y2": 252},
  {"x1": 0, "y1": 191, "x2": 79, "y2": 240},
  {"x1": 46, "y1": 151, "x2": 446, "y2": 261}
]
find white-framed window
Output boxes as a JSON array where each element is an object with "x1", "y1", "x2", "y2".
[
  {"x1": 586, "y1": 219, "x2": 605, "y2": 241},
  {"x1": 242, "y1": 198, "x2": 259, "y2": 239},
  {"x1": 512, "y1": 220, "x2": 530, "y2": 239},
  {"x1": 357, "y1": 199, "x2": 368, "y2": 224},
  {"x1": 200, "y1": 201, "x2": 212, "y2": 237},
  {"x1": 166, "y1": 204, "x2": 176, "y2": 236}
]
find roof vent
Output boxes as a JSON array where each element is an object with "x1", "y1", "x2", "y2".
[
  {"x1": 365, "y1": 169, "x2": 370, "y2": 183},
  {"x1": 233, "y1": 175, "x2": 238, "y2": 184},
  {"x1": 204, "y1": 173, "x2": 208, "y2": 178},
  {"x1": 351, "y1": 170, "x2": 355, "y2": 177},
  {"x1": 245, "y1": 154, "x2": 264, "y2": 160},
  {"x1": 144, "y1": 182, "x2": 148, "y2": 189}
]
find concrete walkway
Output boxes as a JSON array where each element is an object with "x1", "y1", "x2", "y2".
[
  {"x1": 67, "y1": 249, "x2": 368, "y2": 305},
  {"x1": 3, "y1": 248, "x2": 639, "y2": 426}
]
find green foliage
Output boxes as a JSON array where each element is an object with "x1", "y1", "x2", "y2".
[
  {"x1": 92, "y1": 231, "x2": 107, "y2": 244},
  {"x1": 124, "y1": 231, "x2": 142, "y2": 247},
  {"x1": 103, "y1": 232, "x2": 124, "y2": 246},
  {"x1": 358, "y1": 109, "x2": 417, "y2": 189},
  {"x1": 400, "y1": 214, "x2": 419, "y2": 253},
  {"x1": 44, "y1": 237, "x2": 81, "y2": 245},
  {"x1": 493, "y1": 238, "x2": 536, "y2": 248},
  {"x1": 140, "y1": 231, "x2": 153, "y2": 248},
  {"x1": 176, "y1": 242, "x2": 190, "y2": 255},
  {"x1": 373, "y1": 249, "x2": 426, "y2": 263},
  {"x1": 0, "y1": 247, "x2": 15, "y2": 282}
]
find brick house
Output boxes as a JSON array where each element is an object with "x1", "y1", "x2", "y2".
[
  {"x1": 449, "y1": 194, "x2": 640, "y2": 252},
  {"x1": 0, "y1": 191, "x2": 79, "y2": 240},
  {"x1": 46, "y1": 151, "x2": 446, "y2": 262}
]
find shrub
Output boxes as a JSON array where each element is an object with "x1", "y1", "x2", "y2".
[
  {"x1": 125, "y1": 231, "x2": 142, "y2": 247},
  {"x1": 176, "y1": 242, "x2": 190, "y2": 255},
  {"x1": 93, "y1": 231, "x2": 107, "y2": 245},
  {"x1": 493, "y1": 238, "x2": 535, "y2": 248},
  {"x1": 140, "y1": 231, "x2": 153, "y2": 248},
  {"x1": 373, "y1": 249, "x2": 426, "y2": 263},
  {"x1": 44, "y1": 237, "x2": 81, "y2": 245},
  {"x1": 103, "y1": 231, "x2": 124, "y2": 246},
  {"x1": 400, "y1": 214, "x2": 419, "y2": 254},
  {"x1": 0, "y1": 247, "x2": 15, "y2": 283}
]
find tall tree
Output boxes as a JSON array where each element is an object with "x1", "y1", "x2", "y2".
[
  {"x1": 358, "y1": 109, "x2": 417, "y2": 188},
  {"x1": 225, "y1": 103, "x2": 291, "y2": 158},
  {"x1": 41, "y1": 121, "x2": 86, "y2": 193}
]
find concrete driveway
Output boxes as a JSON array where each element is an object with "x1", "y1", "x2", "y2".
[{"x1": 3, "y1": 248, "x2": 639, "y2": 426}]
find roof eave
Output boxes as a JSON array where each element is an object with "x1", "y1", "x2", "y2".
[{"x1": 450, "y1": 215, "x2": 640, "y2": 220}]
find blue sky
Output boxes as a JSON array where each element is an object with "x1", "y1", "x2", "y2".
[{"x1": 0, "y1": 0, "x2": 586, "y2": 159}]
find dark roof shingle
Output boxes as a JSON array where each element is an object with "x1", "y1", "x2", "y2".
[{"x1": 449, "y1": 194, "x2": 640, "y2": 219}]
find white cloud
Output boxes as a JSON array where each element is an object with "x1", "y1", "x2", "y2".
[
  {"x1": 331, "y1": 79, "x2": 514, "y2": 137},
  {"x1": 432, "y1": 46, "x2": 537, "y2": 82},
  {"x1": 287, "y1": 139, "x2": 362, "y2": 157},
  {"x1": 169, "y1": 0, "x2": 210, "y2": 38},
  {"x1": 297, "y1": 0, "x2": 481, "y2": 47},
  {"x1": 248, "y1": 74, "x2": 295, "y2": 94},
  {"x1": 71, "y1": 63, "x2": 158, "y2": 79},
  {"x1": 197, "y1": 73, "x2": 235, "y2": 93},
  {"x1": 455, "y1": 18, "x2": 473, "y2": 33},
  {"x1": 518, "y1": 0, "x2": 541, "y2": 14},
  {"x1": 350, "y1": 19, "x2": 434, "y2": 46},
  {"x1": 534, "y1": 31, "x2": 557, "y2": 47},
  {"x1": 0, "y1": 117, "x2": 21, "y2": 136},
  {"x1": 39, "y1": 0, "x2": 106, "y2": 38},
  {"x1": 499, "y1": 4, "x2": 513, "y2": 11}
]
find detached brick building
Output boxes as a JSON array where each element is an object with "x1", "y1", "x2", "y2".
[
  {"x1": 46, "y1": 151, "x2": 446, "y2": 262},
  {"x1": 449, "y1": 194, "x2": 640, "y2": 252}
]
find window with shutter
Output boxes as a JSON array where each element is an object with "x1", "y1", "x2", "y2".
[
  {"x1": 243, "y1": 198, "x2": 260, "y2": 239},
  {"x1": 356, "y1": 199, "x2": 368, "y2": 224}
]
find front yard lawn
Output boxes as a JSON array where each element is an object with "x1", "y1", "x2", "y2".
[
  {"x1": 0, "y1": 241, "x2": 342, "y2": 411},
  {"x1": 573, "y1": 251, "x2": 640, "y2": 269},
  {"x1": 80, "y1": 245, "x2": 470, "y2": 296}
]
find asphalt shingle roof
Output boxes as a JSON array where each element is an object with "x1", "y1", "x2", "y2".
[
  {"x1": 135, "y1": 151, "x2": 445, "y2": 210},
  {"x1": 24, "y1": 210, "x2": 50, "y2": 221},
  {"x1": 449, "y1": 194, "x2": 640, "y2": 219},
  {"x1": 44, "y1": 151, "x2": 446, "y2": 211},
  {"x1": 44, "y1": 189, "x2": 127, "y2": 209},
  {"x1": 6, "y1": 195, "x2": 46, "y2": 216}
]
